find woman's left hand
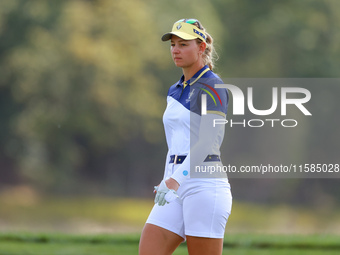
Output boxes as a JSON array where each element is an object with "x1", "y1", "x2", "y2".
[{"x1": 154, "y1": 178, "x2": 180, "y2": 206}]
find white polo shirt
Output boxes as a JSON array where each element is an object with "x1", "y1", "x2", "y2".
[{"x1": 162, "y1": 65, "x2": 229, "y2": 185}]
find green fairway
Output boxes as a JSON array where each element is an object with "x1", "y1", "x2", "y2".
[
  {"x1": 0, "y1": 232, "x2": 339, "y2": 255},
  {"x1": 1, "y1": 196, "x2": 339, "y2": 234},
  {"x1": 1, "y1": 196, "x2": 339, "y2": 254}
]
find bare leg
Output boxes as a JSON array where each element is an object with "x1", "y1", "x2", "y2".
[
  {"x1": 186, "y1": 236, "x2": 223, "y2": 255},
  {"x1": 139, "y1": 223, "x2": 184, "y2": 255}
]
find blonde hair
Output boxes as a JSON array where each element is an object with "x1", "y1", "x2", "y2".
[{"x1": 193, "y1": 22, "x2": 218, "y2": 70}]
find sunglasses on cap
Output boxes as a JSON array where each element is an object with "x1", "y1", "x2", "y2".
[
  {"x1": 161, "y1": 18, "x2": 206, "y2": 42},
  {"x1": 175, "y1": 18, "x2": 203, "y2": 30}
]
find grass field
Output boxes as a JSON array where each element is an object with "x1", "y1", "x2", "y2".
[
  {"x1": 0, "y1": 232, "x2": 339, "y2": 255},
  {"x1": 1, "y1": 191, "x2": 340, "y2": 234},
  {"x1": 0, "y1": 189, "x2": 339, "y2": 254}
]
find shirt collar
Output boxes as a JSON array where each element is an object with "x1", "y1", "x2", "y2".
[{"x1": 176, "y1": 65, "x2": 210, "y2": 88}]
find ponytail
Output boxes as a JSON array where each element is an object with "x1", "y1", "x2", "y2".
[
  {"x1": 202, "y1": 31, "x2": 217, "y2": 70},
  {"x1": 194, "y1": 24, "x2": 218, "y2": 70}
]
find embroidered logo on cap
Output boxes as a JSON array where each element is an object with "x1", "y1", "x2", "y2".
[{"x1": 176, "y1": 24, "x2": 182, "y2": 30}]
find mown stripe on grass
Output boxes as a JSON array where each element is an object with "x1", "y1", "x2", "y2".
[{"x1": 0, "y1": 233, "x2": 339, "y2": 250}]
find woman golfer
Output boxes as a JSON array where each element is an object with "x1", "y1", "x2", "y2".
[{"x1": 139, "y1": 18, "x2": 232, "y2": 255}]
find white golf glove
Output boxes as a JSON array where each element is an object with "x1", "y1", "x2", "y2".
[{"x1": 154, "y1": 180, "x2": 179, "y2": 206}]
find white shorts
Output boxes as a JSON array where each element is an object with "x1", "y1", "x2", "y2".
[{"x1": 146, "y1": 177, "x2": 232, "y2": 240}]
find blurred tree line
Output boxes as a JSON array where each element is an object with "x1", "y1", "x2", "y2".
[{"x1": 0, "y1": 0, "x2": 340, "y2": 208}]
